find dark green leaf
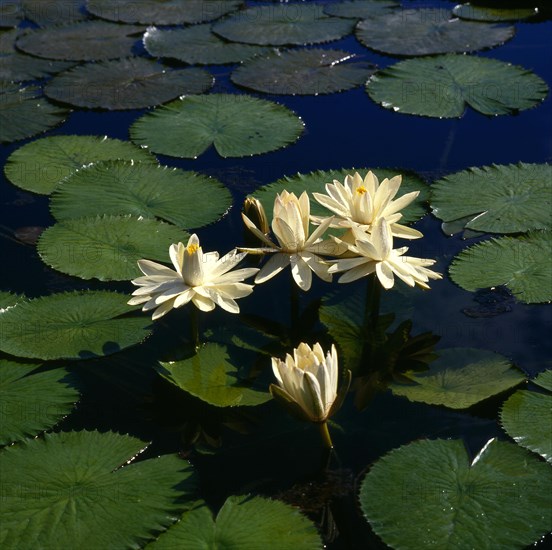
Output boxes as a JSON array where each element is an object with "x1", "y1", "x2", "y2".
[
  {"x1": 453, "y1": 3, "x2": 539, "y2": 22},
  {"x1": 324, "y1": 0, "x2": 399, "y2": 19}
]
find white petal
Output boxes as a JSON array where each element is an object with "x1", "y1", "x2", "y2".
[
  {"x1": 338, "y1": 261, "x2": 376, "y2": 283},
  {"x1": 328, "y1": 257, "x2": 368, "y2": 274},
  {"x1": 312, "y1": 192, "x2": 348, "y2": 218},
  {"x1": 137, "y1": 259, "x2": 176, "y2": 278},
  {"x1": 305, "y1": 214, "x2": 334, "y2": 247},
  {"x1": 376, "y1": 261, "x2": 395, "y2": 289},
  {"x1": 384, "y1": 190, "x2": 420, "y2": 217},
  {"x1": 173, "y1": 288, "x2": 194, "y2": 308},
  {"x1": 169, "y1": 242, "x2": 185, "y2": 275},
  {"x1": 215, "y1": 268, "x2": 259, "y2": 284},
  {"x1": 290, "y1": 255, "x2": 312, "y2": 291},
  {"x1": 255, "y1": 253, "x2": 290, "y2": 284},
  {"x1": 390, "y1": 223, "x2": 424, "y2": 240},
  {"x1": 242, "y1": 213, "x2": 277, "y2": 248},
  {"x1": 151, "y1": 298, "x2": 177, "y2": 320},
  {"x1": 191, "y1": 293, "x2": 215, "y2": 312}
]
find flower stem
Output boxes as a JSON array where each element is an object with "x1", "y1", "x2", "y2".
[
  {"x1": 190, "y1": 307, "x2": 200, "y2": 352},
  {"x1": 365, "y1": 272, "x2": 381, "y2": 330},
  {"x1": 318, "y1": 421, "x2": 334, "y2": 449},
  {"x1": 290, "y1": 272, "x2": 299, "y2": 340}
]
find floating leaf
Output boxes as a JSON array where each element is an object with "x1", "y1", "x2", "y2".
[
  {"x1": 37, "y1": 215, "x2": 190, "y2": 281},
  {"x1": 45, "y1": 58, "x2": 213, "y2": 110},
  {"x1": 0, "y1": 83, "x2": 69, "y2": 143},
  {"x1": 87, "y1": 0, "x2": 242, "y2": 25},
  {"x1": 22, "y1": 0, "x2": 88, "y2": 26},
  {"x1": 431, "y1": 163, "x2": 552, "y2": 234},
  {"x1": 213, "y1": 4, "x2": 355, "y2": 46},
  {"x1": 359, "y1": 438, "x2": 552, "y2": 550},
  {"x1": 130, "y1": 94, "x2": 304, "y2": 158},
  {"x1": 533, "y1": 369, "x2": 552, "y2": 392},
  {"x1": 390, "y1": 348, "x2": 524, "y2": 409},
  {"x1": 0, "y1": 291, "x2": 22, "y2": 311},
  {"x1": 449, "y1": 231, "x2": 552, "y2": 304},
  {"x1": 356, "y1": 8, "x2": 514, "y2": 56},
  {"x1": 232, "y1": 49, "x2": 375, "y2": 95},
  {"x1": 157, "y1": 343, "x2": 271, "y2": 407},
  {"x1": 148, "y1": 495, "x2": 322, "y2": 549},
  {"x1": 255, "y1": 168, "x2": 429, "y2": 224},
  {"x1": 501, "y1": 387, "x2": 552, "y2": 464},
  {"x1": 366, "y1": 54, "x2": 548, "y2": 118},
  {"x1": 15, "y1": 21, "x2": 144, "y2": 61},
  {"x1": 0, "y1": 291, "x2": 152, "y2": 360},
  {"x1": 0, "y1": 431, "x2": 197, "y2": 548},
  {"x1": 143, "y1": 24, "x2": 271, "y2": 65},
  {"x1": 452, "y1": 3, "x2": 539, "y2": 22},
  {"x1": 324, "y1": 0, "x2": 399, "y2": 18},
  {"x1": 4, "y1": 135, "x2": 156, "y2": 195},
  {"x1": 0, "y1": 359, "x2": 79, "y2": 445},
  {"x1": 0, "y1": 1, "x2": 22, "y2": 27},
  {"x1": 50, "y1": 160, "x2": 232, "y2": 229}
]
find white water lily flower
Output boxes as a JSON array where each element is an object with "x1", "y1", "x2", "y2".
[
  {"x1": 270, "y1": 343, "x2": 350, "y2": 424},
  {"x1": 241, "y1": 191, "x2": 336, "y2": 291},
  {"x1": 329, "y1": 219, "x2": 442, "y2": 289},
  {"x1": 128, "y1": 234, "x2": 259, "y2": 320},
  {"x1": 312, "y1": 171, "x2": 423, "y2": 239}
]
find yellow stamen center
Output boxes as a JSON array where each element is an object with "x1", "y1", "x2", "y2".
[
  {"x1": 356, "y1": 186, "x2": 368, "y2": 195},
  {"x1": 187, "y1": 243, "x2": 199, "y2": 254}
]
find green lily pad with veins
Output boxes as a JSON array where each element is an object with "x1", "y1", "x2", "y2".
[
  {"x1": 0, "y1": 431, "x2": 197, "y2": 548},
  {"x1": 324, "y1": 0, "x2": 399, "y2": 19},
  {"x1": 356, "y1": 8, "x2": 514, "y2": 56},
  {"x1": 45, "y1": 58, "x2": 213, "y2": 110},
  {"x1": 50, "y1": 160, "x2": 232, "y2": 229},
  {"x1": 452, "y1": 3, "x2": 539, "y2": 22},
  {"x1": 366, "y1": 54, "x2": 548, "y2": 118},
  {"x1": 130, "y1": 94, "x2": 304, "y2": 159},
  {"x1": 359, "y1": 438, "x2": 552, "y2": 549},
  {"x1": 449, "y1": 231, "x2": 552, "y2": 303},
  {"x1": 431, "y1": 163, "x2": 552, "y2": 234},
  {"x1": 4, "y1": 135, "x2": 156, "y2": 195}
]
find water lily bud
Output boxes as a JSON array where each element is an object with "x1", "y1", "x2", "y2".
[{"x1": 243, "y1": 197, "x2": 269, "y2": 236}]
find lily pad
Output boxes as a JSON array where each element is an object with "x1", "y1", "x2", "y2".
[
  {"x1": 15, "y1": 21, "x2": 144, "y2": 61},
  {"x1": 356, "y1": 9, "x2": 514, "y2": 56},
  {"x1": 213, "y1": 4, "x2": 355, "y2": 46},
  {"x1": 37, "y1": 215, "x2": 190, "y2": 281},
  {"x1": 324, "y1": 0, "x2": 399, "y2": 19},
  {"x1": 0, "y1": 430, "x2": 197, "y2": 549},
  {"x1": 452, "y1": 4, "x2": 539, "y2": 22},
  {"x1": 359, "y1": 438, "x2": 552, "y2": 550},
  {"x1": 0, "y1": 359, "x2": 79, "y2": 445},
  {"x1": 0, "y1": 290, "x2": 152, "y2": 360},
  {"x1": 130, "y1": 94, "x2": 304, "y2": 158},
  {"x1": 0, "y1": 291, "x2": 22, "y2": 311},
  {"x1": 449, "y1": 231, "x2": 552, "y2": 304},
  {"x1": 87, "y1": 0, "x2": 242, "y2": 25},
  {"x1": 501, "y1": 386, "x2": 552, "y2": 464},
  {"x1": 533, "y1": 369, "x2": 552, "y2": 392},
  {"x1": 157, "y1": 343, "x2": 271, "y2": 407},
  {"x1": 50, "y1": 160, "x2": 232, "y2": 229},
  {"x1": 390, "y1": 348, "x2": 524, "y2": 409},
  {"x1": 366, "y1": 54, "x2": 548, "y2": 118},
  {"x1": 231, "y1": 49, "x2": 375, "y2": 95},
  {"x1": 148, "y1": 495, "x2": 322, "y2": 549},
  {"x1": 143, "y1": 24, "x2": 270, "y2": 65},
  {"x1": 4, "y1": 134, "x2": 156, "y2": 196},
  {"x1": 45, "y1": 58, "x2": 213, "y2": 110},
  {"x1": 0, "y1": 83, "x2": 69, "y2": 143},
  {"x1": 22, "y1": 0, "x2": 88, "y2": 26},
  {"x1": 256, "y1": 168, "x2": 429, "y2": 224},
  {"x1": 0, "y1": 1, "x2": 22, "y2": 27},
  {"x1": 431, "y1": 163, "x2": 552, "y2": 234}
]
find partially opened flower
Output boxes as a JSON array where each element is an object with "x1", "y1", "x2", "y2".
[
  {"x1": 128, "y1": 234, "x2": 258, "y2": 320},
  {"x1": 329, "y1": 219, "x2": 442, "y2": 289},
  {"x1": 270, "y1": 343, "x2": 351, "y2": 447},
  {"x1": 241, "y1": 191, "x2": 336, "y2": 291},
  {"x1": 312, "y1": 171, "x2": 422, "y2": 239}
]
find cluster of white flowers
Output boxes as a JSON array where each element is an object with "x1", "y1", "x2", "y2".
[{"x1": 129, "y1": 171, "x2": 441, "y2": 319}]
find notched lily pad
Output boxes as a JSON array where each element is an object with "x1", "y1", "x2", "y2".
[
  {"x1": 0, "y1": 83, "x2": 69, "y2": 143},
  {"x1": 431, "y1": 163, "x2": 552, "y2": 234},
  {"x1": 4, "y1": 134, "x2": 156, "y2": 195},
  {"x1": 452, "y1": 3, "x2": 539, "y2": 22},
  {"x1": 359, "y1": 438, "x2": 552, "y2": 550},
  {"x1": 356, "y1": 8, "x2": 515, "y2": 56},
  {"x1": 390, "y1": 348, "x2": 524, "y2": 409},
  {"x1": 232, "y1": 49, "x2": 375, "y2": 95},
  {"x1": 213, "y1": 4, "x2": 355, "y2": 46},
  {"x1": 533, "y1": 369, "x2": 552, "y2": 392},
  {"x1": 130, "y1": 94, "x2": 304, "y2": 159},
  {"x1": 37, "y1": 215, "x2": 190, "y2": 281},
  {"x1": 0, "y1": 359, "x2": 79, "y2": 445},
  {"x1": 0, "y1": 430, "x2": 197, "y2": 549},
  {"x1": 22, "y1": 0, "x2": 88, "y2": 26},
  {"x1": 87, "y1": 0, "x2": 243, "y2": 25},
  {"x1": 0, "y1": 290, "x2": 152, "y2": 360},
  {"x1": 15, "y1": 21, "x2": 145, "y2": 61},
  {"x1": 143, "y1": 24, "x2": 271, "y2": 65},
  {"x1": 45, "y1": 57, "x2": 213, "y2": 110},
  {"x1": 449, "y1": 231, "x2": 552, "y2": 303},
  {"x1": 50, "y1": 160, "x2": 232, "y2": 229},
  {"x1": 324, "y1": 0, "x2": 399, "y2": 19},
  {"x1": 157, "y1": 343, "x2": 271, "y2": 407},
  {"x1": 366, "y1": 54, "x2": 548, "y2": 118}
]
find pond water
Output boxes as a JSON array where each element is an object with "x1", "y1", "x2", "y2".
[{"x1": 0, "y1": 0, "x2": 551, "y2": 548}]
